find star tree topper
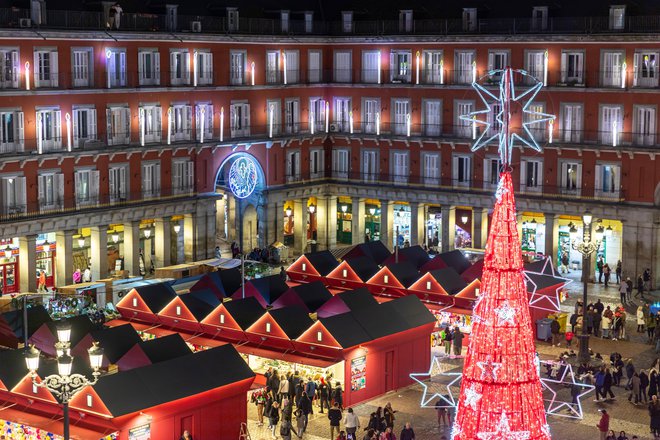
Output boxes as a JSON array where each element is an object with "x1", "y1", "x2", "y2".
[{"x1": 459, "y1": 67, "x2": 555, "y2": 166}]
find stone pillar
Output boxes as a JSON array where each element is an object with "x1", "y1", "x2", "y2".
[
  {"x1": 226, "y1": 196, "x2": 236, "y2": 244},
  {"x1": 266, "y1": 202, "x2": 277, "y2": 246},
  {"x1": 472, "y1": 207, "x2": 489, "y2": 250},
  {"x1": 123, "y1": 221, "x2": 140, "y2": 277},
  {"x1": 544, "y1": 213, "x2": 558, "y2": 263},
  {"x1": 207, "y1": 207, "x2": 216, "y2": 258},
  {"x1": 316, "y1": 196, "x2": 328, "y2": 250},
  {"x1": 155, "y1": 217, "x2": 172, "y2": 268},
  {"x1": 90, "y1": 226, "x2": 108, "y2": 281},
  {"x1": 19, "y1": 235, "x2": 37, "y2": 292},
  {"x1": 380, "y1": 200, "x2": 394, "y2": 250},
  {"x1": 293, "y1": 199, "x2": 307, "y2": 255},
  {"x1": 183, "y1": 214, "x2": 195, "y2": 262},
  {"x1": 55, "y1": 230, "x2": 74, "y2": 286},
  {"x1": 352, "y1": 198, "x2": 366, "y2": 245},
  {"x1": 623, "y1": 221, "x2": 653, "y2": 283},
  {"x1": 441, "y1": 205, "x2": 456, "y2": 252},
  {"x1": 275, "y1": 201, "x2": 285, "y2": 244},
  {"x1": 327, "y1": 196, "x2": 338, "y2": 250},
  {"x1": 410, "y1": 202, "x2": 425, "y2": 246}
]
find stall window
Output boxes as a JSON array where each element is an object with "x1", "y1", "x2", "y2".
[
  {"x1": 220, "y1": 313, "x2": 225, "y2": 324},
  {"x1": 132, "y1": 297, "x2": 138, "y2": 307},
  {"x1": 175, "y1": 305, "x2": 181, "y2": 316},
  {"x1": 266, "y1": 322, "x2": 271, "y2": 333},
  {"x1": 317, "y1": 331, "x2": 323, "y2": 342},
  {"x1": 86, "y1": 394, "x2": 93, "y2": 407}
]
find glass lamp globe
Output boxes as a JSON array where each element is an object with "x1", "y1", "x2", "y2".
[
  {"x1": 88, "y1": 344, "x2": 104, "y2": 370},
  {"x1": 25, "y1": 346, "x2": 41, "y2": 372},
  {"x1": 57, "y1": 354, "x2": 73, "y2": 377},
  {"x1": 56, "y1": 322, "x2": 72, "y2": 344}
]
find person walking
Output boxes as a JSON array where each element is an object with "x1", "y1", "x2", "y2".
[
  {"x1": 603, "y1": 368, "x2": 616, "y2": 401},
  {"x1": 279, "y1": 374, "x2": 290, "y2": 403},
  {"x1": 602, "y1": 314, "x2": 612, "y2": 339},
  {"x1": 551, "y1": 316, "x2": 561, "y2": 346},
  {"x1": 343, "y1": 408, "x2": 360, "y2": 438},
  {"x1": 280, "y1": 418, "x2": 293, "y2": 440},
  {"x1": 616, "y1": 260, "x2": 622, "y2": 284},
  {"x1": 299, "y1": 392, "x2": 312, "y2": 432},
  {"x1": 604, "y1": 263, "x2": 611, "y2": 288},
  {"x1": 596, "y1": 409, "x2": 610, "y2": 440},
  {"x1": 452, "y1": 327, "x2": 464, "y2": 356},
  {"x1": 597, "y1": 256, "x2": 604, "y2": 283},
  {"x1": 305, "y1": 378, "x2": 318, "y2": 409},
  {"x1": 399, "y1": 423, "x2": 414, "y2": 440},
  {"x1": 638, "y1": 274, "x2": 646, "y2": 299},
  {"x1": 294, "y1": 409, "x2": 305, "y2": 439},
  {"x1": 319, "y1": 379, "x2": 330, "y2": 413},
  {"x1": 595, "y1": 367, "x2": 606, "y2": 402},
  {"x1": 629, "y1": 372, "x2": 642, "y2": 405},
  {"x1": 638, "y1": 306, "x2": 647, "y2": 333},
  {"x1": 256, "y1": 388, "x2": 267, "y2": 426},
  {"x1": 332, "y1": 382, "x2": 343, "y2": 410},
  {"x1": 269, "y1": 401, "x2": 281, "y2": 439},
  {"x1": 384, "y1": 403, "x2": 396, "y2": 430},
  {"x1": 649, "y1": 394, "x2": 660, "y2": 438},
  {"x1": 626, "y1": 277, "x2": 634, "y2": 302},
  {"x1": 645, "y1": 268, "x2": 652, "y2": 292},
  {"x1": 443, "y1": 327, "x2": 453, "y2": 355},
  {"x1": 37, "y1": 270, "x2": 47, "y2": 293},
  {"x1": 641, "y1": 369, "x2": 650, "y2": 403},
  {"x1": 328, "y1": 403, "x2": 342, "y2": 440}
]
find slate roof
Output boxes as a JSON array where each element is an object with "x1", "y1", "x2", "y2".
[
  {"x1": 91, "y1": 324, "x2": 142, "y2": 363},
  {"x1": 318, "y1": 313, "x2": 371, "y2": 348},
  {"x1": 192, "y1": 269, "x2": 243, "y2": 298},
  {"x1": 268, "y1": 307, "x2": 314, "y2": 339},
  {"x1": 303, "y1": 251, "x2": 339, "y2": 276},
  {"x1": 133, "y1": 283, "x2": 177, "y2": 313},
  {"x1": 380, "y1": 295, "x2": 436, "y2": 328},
  {"x1": 345, "y1": 256, "x2": 380, "y2": 282},
  {"x1": 438, "y1": 250, "x2": 472, "y2": 274},
  {"x1": 335, "y1": 288, "x2": 379, "y2": 311},
  {"x1": 223, "y1": 297, "x2": 265, "y2": 330},
  {"x1": 385, "y1": 246, "x2": 430, "y2": 269},
  {"x1": 345, "y1": 242, "x2": 391, "y2": 265},
  {"x1": 288, "y1": 281, "x2": 333, "y2": 312},
  {"x1": 385, "y1": 261, "x2": 420, "y2": 288},
  {"x1": 0, "y1": 348, "x2": 92, "y2": 390},
  {"x1": 138, "y1": 333, "x2": 192, "y2": 363},
  {"x1": 179, "y1": 289, "x2": 221, "y2": 321},
  {"x1": 44, "y1": 315, "x2": 96, "y2": 348},
  {"x1": 429, "y1": 268, "x2": 468, "y2": 295},
  {"x1": 247, "y1": 275, "x2": 289, "y2": 305}
]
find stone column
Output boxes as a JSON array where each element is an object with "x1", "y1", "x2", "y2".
[
  {"x1": 315, "y1": 196, "x2": 328, "y2": 250},
  {"x1": 351, "y1": 198, "x2": 366, "y2": 245},
  {"x1": 327, "y1": 196, "x2": 338, "y2": 250},
  {"x1": 90, "y1": 226, "x2": 108, "y2": 281},
  {"x1": 441, "y1": 205, "x2": 456, "y2": 252},
  {"x1": 472, "y1": 208, "x2": 489, "y2": 250},
  {"x1": 123, "y1": 221, "x2": 141, "y2": 277},
  {"x1": 19, "y1": 235, "x2": 37, "y2": 292},
  {"x1": 266, "y1": 201, "x2": 277, "y2": 246},
  {"x1": 155, "y1": 217, "x2": 172, "y2": 268},
  {"x1": 55, "y1": 230, "x2": 74, "y2": 286},
  {"x1": 380, "y1": 200, "x2": 394, "y2": 250},
  {"x1": 183, "y1": 214, "x2": 195, "y2": 262},
  {"x1": 544, "y1": 213, "x2": 558, "y2": 263},
  {"x1": 293, "y1": 199, "x2": 308, "y2": 255},
  {"x1": 275, "y1": 201, "x2": 285, "y2": 244},
  {"x1": 410, "y1": 202, "x2": 425, "y2": 246},
  {"x1": 226, "y1": 196, "x2": 236, "y2": 244}
]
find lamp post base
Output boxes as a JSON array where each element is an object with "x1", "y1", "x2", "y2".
[{"x1": 577, "y1": 334, "x2": 590, "y2": 364}]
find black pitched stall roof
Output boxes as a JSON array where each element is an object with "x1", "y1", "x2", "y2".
[
  {"x1": 352, "y1": 305, "x2": 409, "y2": 340},
  {"x1": 290, "y1": 281, "x2": 333, "y2": 312},
  {"x1": 1, "y1": 305, "x2": 51, "y2": 341},
  {"x1": 303, "y1": 251, "x2": 339, "y2": 276},
  {"x1": 319, "y1": 313, "x2": 371, "y2": 348},
  {"x1": 45, "y1": 315, "x2": 96, "y2": 347},
  {"x1": 429, "y1": 268, "x2": 468, "y2": 295},
  {"x1": 139, "y1": 333, "x2": 192, "y2": 364},
  {"x1": 248, "y1": 275, "x2": 289, "y2": 305},
  {"x1": 93, "y1": 344, "x2": 255, "y2": 417},
  {"x1": 179, "y1": 289, "x2": 221, "y2": 321},
  {"x1": 438, "y1": 250, "x2": 472, "y2": 274},
  {"x1": 268, "y1": 307, "x2": 314, "y2": 339},
  {"x1": 345, "y1": 256, "x2": 380, "y2": 282},
  {"x1": 223, "y1": 297, "x2": 265, "y2": 330},
  {"x1": 380, "y1": 295, "x2": 436, "y2": 328},
  {"x1": 91, "y1": 324, "x2": 142, "y2": 363},
  {"x1": 395, "y1": 246, "x2": 431, "y2": 269},
  {"x1": 0, "y1": 348, "x2": 92, "y2": 390},
  {"x1": 345, "y1": 242, "x2": 391, "y2": 265},
  {"x1": 193, "y1": 268, "x2": 243, "y2": 298},
  {"x1": 385, "y1": 261, "x2": 420, "y2": 288},
  {"x1": 134, "y1": 282, "x2": 177, "y2": 313},
  {"x1": 336, "y1": 288, "x2": 379, "y2": 311}
]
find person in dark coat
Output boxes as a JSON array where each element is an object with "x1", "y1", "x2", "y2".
[
  {"x1": 298, "y1": 392, "x2": 312, "y2": 432},
  {"x1": 399, "y1": 422, "x2": 415, "y2": 440},
  {"x1": 384, "y1": 403, "x2": 396, "y2": 430},
  {"x1": 650, "y1": 395, "x2": 660, "y2": 437},
  {"x1": 650, "y1": 370, "x2": 658, "y2": 399},
  {"x1": 319, "y1": 379, "x2": 330, "y2": 413},
  {"x1": 641, "y1": 369, "x2": 650, "y2": 403},
  {"x1": 179, "y1": 430, "x2": 193, "y2": 440},
  {"x1": 328, "y1": 403, "x2": 342, "y2": 440},
  {"x1": 333, "y1": 382, "x2": 343, "y2": 410},
  {"x1": 625, "y1": 360, "x2": 636, "y2": 390}
]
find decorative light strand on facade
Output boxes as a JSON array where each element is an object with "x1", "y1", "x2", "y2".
[{"x1": 65, "y1": 113, "x2": 72, "y2": 152}]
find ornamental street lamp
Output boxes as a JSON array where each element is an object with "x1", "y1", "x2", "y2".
[
  {"x1": 25, "y1": 322, "x2": 104, "y2": 440},
  {"x1": 571, "y1": 211, "x2": 602, "y2": 364},
  {"x1": 395, "y1": 207, "x2": 405, "y2": 263}
]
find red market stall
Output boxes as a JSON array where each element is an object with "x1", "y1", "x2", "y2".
[
  {"x1": 116, "y1": 282, "x2": 177, "y2": 324},
  {"x1": 158, "y1": 289, "x2": 221, "y2": 333},
  {"x1": 286, "y1": 251, "x2": 339, "y2": 284},
  {"x1": 190, "y1": 268, "x2": 243, "y2": 299},
  {"x1": 382, "y1": 245, "x2": 430, "y2": 269},
  {"x1": 117, "y1": 333, "x2": 193, "y2": 370},
  {"x1": 365, "y1": 261, "x2": 419, "y2": 298},
  {"x1": 29, "y1": 315, "x2": 95, "y2": 357},
  {"x1": 0, "y1": 305, "x2": 52, "y2": 349},
  {"x1": 325, "y1": 256, "x2": 379, "y2": 291},
  {"x1": 232, "y1": 274, "x2": 289, "y2": 308},
  {"x1": 316, "y1": 288, "x2": 380, "y2": 318},
  {"x1": 200, "y1": 297, "x2": 263, "y2": 343},
  {"x1": 271, "y1": 280, "x2": 333, "y2": 312},
  {"x1": 342, "y1": 241, "x2": 391, "y2": 265}
]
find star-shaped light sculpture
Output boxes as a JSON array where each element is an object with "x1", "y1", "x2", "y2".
[
  {"x1": 409, "y1": 356, "x2": 463, "y2": 408},
  {"x1": 494, "y1": 300, "x2": 517, "y2": 326},
  {"x1": 463, "y1": 384, "x2": 482, "y2": 410},
  {"x1": 524, "y1": 257, "x2": 572, "y2": 313},
  {"x1": 476, "y1": 411, "x2": 531, "y2": 440},
  {"x1": 539, "y1": 359, "x2": 595, "y2": 419},
  {"x1": 459, "y1": 68, "x2": 555, "y2": 167},
  {"x1": 476, "y1": 356, "x2": 502, "y2": 381},
  {"x1": 450, "y1": 422, "x2": 462, "y2": 440}
]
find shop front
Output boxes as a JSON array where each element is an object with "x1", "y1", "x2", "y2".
[
  {"x1": 365, "y1": 200, "x2": 381, "y2": 243},
  {"x1": 454, "y1": 208, "x2": 472, "y2": 249},
  {"x1": 283, "y1": 201, "x2": 295, "y2": 247},
  {"x1": 337, "y1": 197, "x2": 353, "y2": 244},
  {"x1": 521, "y1": 213, "x2": 546, "y2": 261},
  {"x1": 393, "y1": 203, "x2": 411, "y2": 246},
  {"x1": 0, "y1": 238, "x2": 18, "y2": 294},
  {"x1": 427, "y1": 207, "x2": 442, "y2": 251}
]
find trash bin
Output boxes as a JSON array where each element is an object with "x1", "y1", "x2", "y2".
[{"x1": 536, "y1": 318, "x2": 554, "y2": 341}]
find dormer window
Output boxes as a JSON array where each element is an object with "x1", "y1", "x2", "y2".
[
  {"x1": 281, "y1": 10, "x2": 290, "y2": 33},
  {"x1": 132, "y1": 297, "x2": 138, "y2": 307},
  {"x1": 317, "y1": 331, "x2": 323, "y2": 342},
  {"x1": 532, "y1": 7, "x2": 548, "y2": 31},
  {"x1": 609, "y1": 5, "x2": 625, "y2": 30},
  {"x1": 175, "y1": 305, "x2": 181, "y2": 316},
  {"x1": 463, "y1": 8, "x2": 477, "y2": 32},
  {"x1": 220, "y1": 314, "x2": 225, "y2": 324},
  {"x1": 86, "y1": 394, "x2": 93, "y2": 407},
  {"x1": 304, "y1": 12, "x2": 313, "y2": 33},
  {"x1": 399, "y1": 10, "x2": 413, "y2": 33},
  {"x1": 227, "y1": 8, "x2": 239, "y2": 32},
  {"x1": 342, "y1": 11, "x2": 353, "y2": 33},
  {"x1": 266, "y1": 322, "x2": 271, "y2": 333}
]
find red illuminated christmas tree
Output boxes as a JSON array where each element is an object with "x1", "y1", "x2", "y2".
[{"x1": 452, "y1": 68, "x2": 552, "y2": 439}]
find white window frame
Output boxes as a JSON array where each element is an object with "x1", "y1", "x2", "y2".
[
  {"x1": 391, "y1": 98, "x2": 410, "y2": 135},
  {"x1": 308, "y1": 50, "x2": 322, "y2": 83},
  {"x1": 286, "y1": 149, "x2": 301, "y2": 182},
  {"x1": 633, "y1": 105, "x2": 656, "y2": 146},
  {"x1": 595, "y1": 162, "x2": 621, "y2": 199},
  {"x1": 524, "y1": 50, "x2": 545, "y2": 84},
  {"x1": 230, "y1": 50, "x2": 246, "y2": 85},
  {"x1": 361, "y1": 149, "x2": 378, "y2": 182},
  {"x1": 170, "y1": 104, "x2": 192, "y2": 141},
  {"x1": 361, "y1": 98, "x2": 380, "y2": 134},
  {"x1": 284, "y1": 98, "x2": 300, "y2": 134},
  {"x1": 172, "y1": 159, "x2": 194, "y2": 194},
  {"x1": 334, "y1": 50, "x2": 352, "y2": 83},
  {"x1": 304, "y1": 12, "x2": 313, "y2": 33},
  {"x1": 74, "y1": 168, "x2": 100, "y2": 207},
  {"x1": 38, "y1": 171, "x2": 64, "y2": 211},
  {"x1": 108, "y1": 165, "x2": 128, "y2": 202},
  {"x1": 523, "y1": 102, "x2": 546, "y2": 141},
  {"x1": 399, "y1": 10, "x2": 413, "y2": 33},
  {"x1": 285, "y1": 50, "x2": 299, "y2": 84},
  {"x1": 560, "y1": 50, "x2": 585, "y2": 85},
  {"x1": 455, "y1": 50, "x2": 475, "y2": 85},
  {"x1": 142, "y1": 161, "x2": 161, "y2": 198},
  {"x1": 106, "y1": 106, "x2": 131, "y2": 146},
  {"x1": 452, "y1": 154, "x2": 472, "y2": 188},
  {"x1": 72, "y1": 106, "x2": 97, "y2": 149},
  {"x1": 422, "y1": 152, "x2": 440, "y2": 186},
  {"x1": 422, "y1": 99, "x2": 442, "y2": 136},
  {"x1": 391, "y1": 150, "x2": 409, "y2": 185},
  {"x1": 309, "y1": 97, "x2": 326, "y2": 133},
  {"x1": 390, "y1": 50, "x2": 412, "y2": 83},
  {"x1": 601, "y1": 50, "x2": 624, "y2": 88},
  {"x1": 230, "y1": 102, "x2": 250, "y2": 138},
  {"x1": 309, "y1": 148, "x2": 324, "y2": 179},
  {"x1": 0, "y1": 110, "x2": 24, "y2": 153},
  {"x1": 609, "y1": 5, "x2": 626, "y2": 30},
  {"x1": 36, "y1": 107, "x2": 62, "y2": 152},
  {"x1": 361, "y1": 50, "x2": 380, "y2": 84},
  {"x1": 483, "y1": 156, "x2": 501, "y2": 189},
  {"x1": 463, "y1": 8, "x2": 477, "y2": 31},
  {"x1": 519, "y1": 158, "x2": 542, "y2": 193},
  {"x1": 195, "y1": 103, "x2": 213, "y2": 141},
  {"x1": 342, "y1": 11, "x2": 353, "y2": 33},
  {"x1": 138, "y1": 49, "x2": 160, "y2": 86},
  {"x1": 559, "y1": 103, "x2": 583, "y2": 143},
  {"x1": 599, "y1": 104, "x2": 623, "y2": 145},
  {"x1": 455, "y1": 100, "x2": 474, "y2": 138},
  {"x1": 71, "y1": 47, "x2": 93, "y2": 88},
  {"x1": 267, "y1": 99, "x2": 281, "y2": 136},
  {"x1": 633, "y1": 51, "x2": 659, "y2": 88},
  {"x1": 532, "y1": 7, "x2": 548, "y2": 31},
  {"x1": 487, "y1": 50, "x2": 510, "y2": 80},
  {"x1": 280, "y1": 10, "x2": 290, "y2": 33},
  {"x1": 227, "y1": 8, "x2": 239, "y2": 32},
  {"x1": 333, "y1": 97, "x2": 351, "y2": 133},
  {"x1": 34, "y1": 48, "x2": 58, "y2": 88},
  {"x1": 0, "y1": 48, "x2": 19, "y2": 89},
  {"x1": 1, "y1": 175, "x2": 26, "y2": 214},
  {"x1": 422, "y1": 50, "x2": 443, "y2": 85},
  {"x1": 266, "y1": 50, "x2": 280, "y2": 84},
  {"x1": 332, "y1": 148, "x2": 349, "y2": 179},
  {"x1": 169, "y1": 49, "x2": 190, "y2": 86},
  {"x1": 559, "y1": 161, "x2": 582, "y2": 195},
  {"x1": 105, "y1": 48, "x2": 127, "y2": 88},
  {"x1": 140, "y1": 105, "x2": 162, "y2": 144}
]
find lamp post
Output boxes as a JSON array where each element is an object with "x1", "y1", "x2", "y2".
[
  {"x1": 395, "y1": 207, "x2": 404, "y2": 263},
  {"x1": 368, "y1": 207, "x2": 376, "y2": 242},
  {"x1": 571, "y1": 212, "x2": 601, "y2": 364},
  {"x1": 25, "y1": 322, "x2": 104, "y2": 440},
  {"x1": 308, "y1": 203, "x2": 316, "y2": 252}
]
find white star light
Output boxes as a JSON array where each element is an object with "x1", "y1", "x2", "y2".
[
  {"x1": 495, "y1": 178, "x2": 509, "y2": 201},
  {"x1": 540, "y1": 360, "x2": 595, "y2": 419},
  {"x1": 476, "y1": 357, "x2": 502, "y2": 381},
  {"x1": 476, "y1": 411, "x2": 531, "y2": 440},
  {"x1": 450, "y1": 422, "x2": 462, "y2": 440},
  {"x1": 463, "y1": 385, "x2": 482, "y2": 410},
  {"x1": 409, "y1": 356, "x2": 463, "y2": 408},
  {"x1": 541, "y1": 423, "x2": 551, "y2": 437},
  {"x1": 494, "y1": 300, "x2": 517, "y2": 326}
]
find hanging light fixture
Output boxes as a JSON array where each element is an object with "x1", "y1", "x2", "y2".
[
  {"x1": 531, "y1": 219, "x2": 537, "y2": 224},
  {"x1": 286, "y1": 207, "x2": 293, "y2": 217},
  {"x1": 341, "y1": 205, "x2": 348, "y2": 214},
  {"x1": 4, "y1": 246, "x2": 12, "y2": 259},
  {"x1": 605, "y1": 225, "x2": 613, "y2": 236},
  {"x1": 369, "y1": 207, "x2": 376, "y2": 216},
  {"x1": 143, "y1": 229, "x2": 151, "y2": 239},
  {"x1": 173, "y1": 224, "x2": 181, "y2": 234},
  {"x1": 42, "y1": 241, "x2": 50, "y2": 253},
  {"x1": 461, "y1": 215, "x2": 468, "y2": 224},
  {"x1": 111, "y1": 230, "x2": 119, "y2": 243},
  {"x1": 308, "y1": 204, "x2": 316, "y2": 214},
  {"x1": 398, "y1": 206, "x2": 405, "y2": 217},
  {"x1": 78, "y1": 236, "x2": 85, "y2": 248}
]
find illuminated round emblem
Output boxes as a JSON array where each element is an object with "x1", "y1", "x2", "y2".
[{"x1": 228, "y1": 156, "x2": 258, "y2": 199}]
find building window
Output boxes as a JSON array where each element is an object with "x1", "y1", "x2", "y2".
[
  {"x1": 308, "y1": 50, "x2": 322, "y2": 83},
  {"x1": 310, "y1": 148, "x2": 323, "y2": 178},
  {"x1": 362, "y1": 150, "x2": 378, "y2": 182},
  {"x1": 0, "y1": 110, "x2": 24, "y2": 153},
  {"x1": 362, "y1": 98, "x2": 380, "y2": 134},
  {"x1": 195, "y1": 104, "x2": 213, "y2": 141},
  {"x1": 488, "y1": 103, "x2": 502, "y2": 137},
  {"x1": 453, "y1": 155, "x2": 471, "y2": 187},
  {"x1": 463, "y1": 8, "x2": 477, "y2": 31},
  {"x1": 488, "y1": 50, "x2": 509, "y2": 80},
  {"x1": 304, "y1": 12, "x2": 313, "y2": 33},
  {"x1": 422, "y1": 50, "x2": 443, "y2": 84},
  {"x1": 106, "y1": 106, "x2": 131, "y2": 146},
  {"x1": 392, "y1": 99, "x2": 410, "y2": 135},
  {"x1": 342, "y1": 11, "x2": 353, "y2": 33},
  {"x1": 284, "y1": 51, "x2": 299, "y2": 84},
  {"x1": 266, "y1": 50, "x2": 280, "y2": 84},
  {"x1": 634, "y1": 51, "x2": 659, "y2": 88},
  {"x1": 560, "y1": 51, "x2": 585, "y2": 85},
  {"x1": 455, "y1": 50, "x2": 475, "y2": 85},
  {"x1": 108, "y1": 165, "x2": 127, "y2": 202},
  {"x1": 280, "y1": 10, "x2": 289, "y2": 33},
  {"x1": 595, "y1": 163, "x2": 621, "y2": 198},
  {"x1": 172, "y1": 160, "x2": 194, "y2": 194},
  {"x1": 105, "y1": 48, "x2": 126, "y2": 88},
  {"x1": 390, "y1": 50, "x2": 412, "y2": 83},
  {"x1": 601, "y1": 51, "x2": 624, "y2": 87},
  {"x1": 422, "y1": 152, "x2": 440, "y2": 186},
  {"x1": 140, "y1": 105, "x2": 162, "y2": 144},
  {"x1": 34, "y1": 49, "x2": 58, "y2": 88},
  {"x1": 0, "y1": 176, "x2": 25, "y2": 214},
  {"x1": 559, "y1": 161, "x2": 582, "y2": 195},
  {"x1": 399, "y1": 10, "x2": 413, "y2": 32},
  {"x1": 634, "y1": 105, "x2": 656, "y2": 146},
  {"x1": 74, "y1": 169, "x2": 99, "y2": 206},
  {"x1": 391, "y1": 151, "x2": 409, "y2": 185},
  {"x1": 560, "y1": 103, "x2": 583, "y2": 143},
  {"x1": 483, "y1": 157, "x2": 501, "y2": 189},
  {"x1": 230, "y1": 102, "x2": 250, "y2": 138},
  {"x1": 38, "y1": 172, "x2": 63, "y2": 211},
  {"x1": 334, "y1": 51, "x2": 352, "y2": 83},
  {"x1": 170, "y1": 104, "x2": 192, "y2": 141},
  {"x1": 286, "y1": 150, "x2": 301, "y2": 182},
  {"x1": 142, "y1": 161, "x2": 161, "y2": 198},
  {"x1": 609, "y1": 5, "x2": 626, "y2": 30},
  {"x1": 36, "y1": 108, "x2": 62, "y2": 152},
  {"x1": 193, "y1": 50, "x2": 212, "y2": 86},
  {"x1": 455, "y1": 100, "x2": 474, "y2": 138},
  {"x1": 600, "y1": 105, "x2": 623, "y2": 145},
  {"x1": 332, "y1": 149, "x2": 349, "y2": 179},
  {"x1": 170, "y1": 49, "x2": 190, "y2": 85},
  {"x1": 230, "y1": 51, "x2": 246, "y2": 85},
  {"x1": 361, "y1": 50, "x2": 380, "y2": 84},
  {"x1": 423, "y1": 99, "x2": 442, "y2": 136},
  {"x1": 525, "y1": 50, "x2": 545, "y2": 84},
  {"x1": 72, "y1": 107, "x2": 97, "y2": 148},
  {"x1": 520, "y1": 159, "x2": 542, "y2": 193},
  {"x1": 138, "y1": 49, "x2": 160, "y2": 86},
  {"x1": 333, "y1": 97, "x2": 351, "y2": 132},
  {"x1": 71, "y1": 48, "x2": 93, "y2": 87},
  {"x1": 523, "y1": 103, "x2": 546, "y2": 141},
  {"x1": 227, "y1": 8, "x2": 239, "y2": 32},
  {"x1": 532, "y1": 7, "x2": 548, "y2": 31},
  {"x1": 309, "y1": 97, "x2": 326, "y2": 133},
  {"x1": 284, "y1": 99, "x2": 300, "y2": 134},
  {"x1": 0, "y1": 48, "x2": 19, "y2": 88}
]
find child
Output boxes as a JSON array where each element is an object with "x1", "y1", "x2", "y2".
[{"x1": 565, "y1": 330, "x2": 574, "y2": 348}]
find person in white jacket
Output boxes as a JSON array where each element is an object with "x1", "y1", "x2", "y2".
[
  {"x1": 637, "y1": 306, "x2": 646, "y2": 333},
  {"x1": 601, "y1": 315, "x2": 612, "y2": 339},
  {"x1": 343, "y1": 408, "x2": 360, "y2": 438},
  {"x1": 278, "y1": 375, "x2": 290, "y2": 402}
]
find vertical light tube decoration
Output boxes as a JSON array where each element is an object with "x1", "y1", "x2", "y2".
[
  {"x1": 440, "y1": 59, "x2": 444, "y2": 85},
  {"x1": 406, "y1": 113, "x2": 411, "y2": 137},
  {"x1": 106, "y1": 49, "x2": 112, "y2": 89},
  {"x1": 37, "y1": 113, "x2": 43, "y2": 154},
  {"x1": 310, "y1": 110, "x2": 315, "y2": 135},
  {"x1": 167, "y1": 107, "x2": 172, "y2": 145},
  {"x1": 349, "y1": 111, "x2": 354, "y2": 134},
  {"x1": 472, "y1": 115, "x2": 477, "y2": 140},
  {"x1": 621, "y1": 62, "x2": 627, "y2": 88},
  {"x1": 282, "y1": 51, "x2": 287, "y2": 85},
  {"x1": 139, "y1": 108, "x2": 145, "y2": 146},
  {"x1": 24, "y1": 62, "x2": 30, "y2": 90},
  {"x1": 251, "y1": 61, "x2": 255, "y2": 86},
  {"x1": 65, "y1": 113, "x2": 72, "y2": 152},
  {"x1": 200, "y1": 105, "x2": 206, "y2": 144},
  {"x1": 220, "y1": 107, "x2": 224, "y2": 142},
  {"x1": 612, "y1": 120, "x2": 618, "y2": 147},
  {"x1": 416, "y1": 51, "x2": 420, "y2": 84},
  {"x1": 548, "y1": 119, "x2": 554, "y2": 144},
  {"x1": 325, "y1": 101, "x2": 330, "y2": 133},
  {"x1": 269, "y1": 104, "x2": 274, "y2": 138},
  {"x1": 193, "y1": 51, "x2": 198, "y2": 87},
  {"x1": 376, "y1": 112, "x2": 381, "y2": 135},
  {"x1": 543, "y1": 50, "x2": 548, "y2": 86},
  {"x1": 472, "y1": 60, "x2": 477, "y2": 83},
  {"x1": 377, "y1": 51, "x2": 381, "y2": 84}
]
